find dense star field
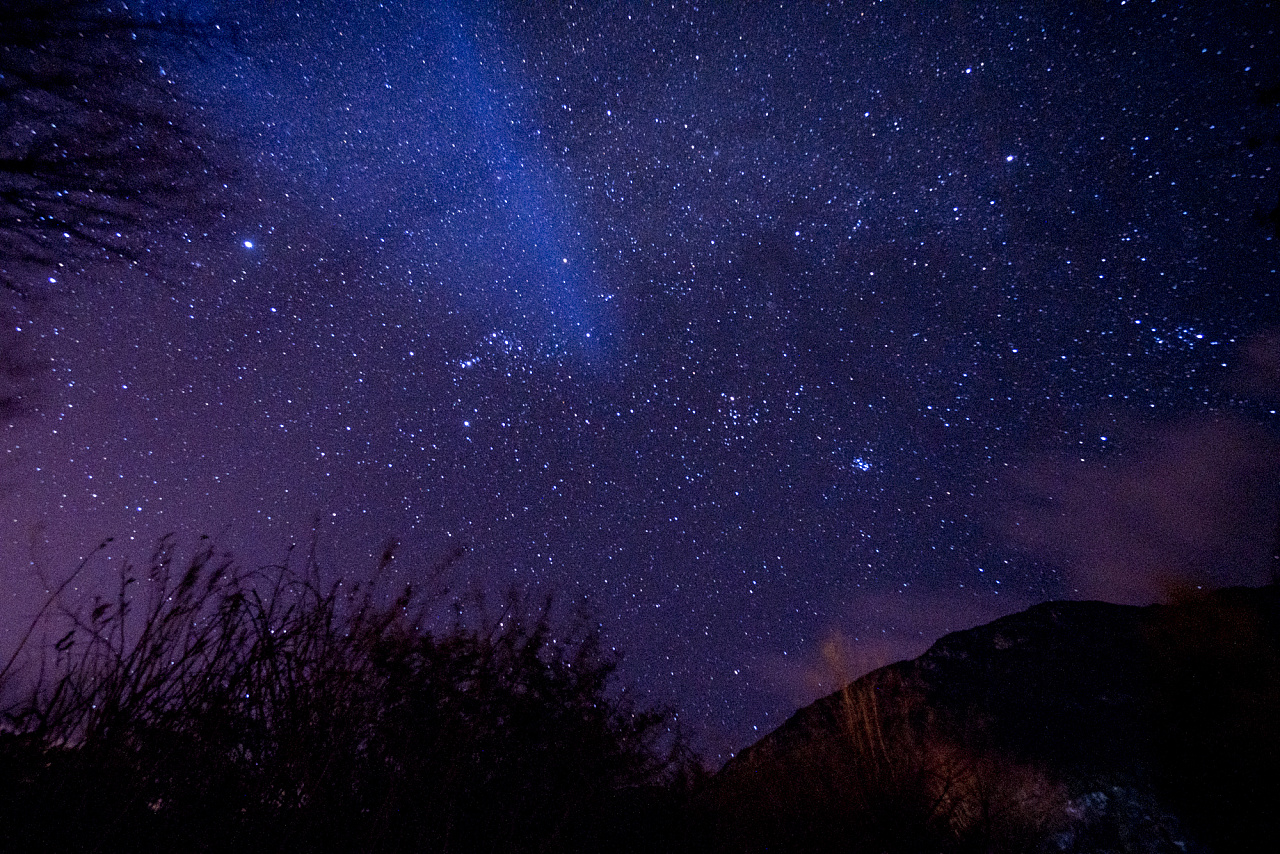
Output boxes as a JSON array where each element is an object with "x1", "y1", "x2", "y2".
[{"x1": 3, "y1": 1, "x2": 1279, "y2": 759}]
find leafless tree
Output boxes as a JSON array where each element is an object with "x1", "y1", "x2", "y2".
[{"x1": 0, "y1": 0, "x2": 234, "y2": 293}]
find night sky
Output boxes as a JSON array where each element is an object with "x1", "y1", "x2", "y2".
[{"x1": 4, "y1": 1, "x2": 1280, "y2": 761}]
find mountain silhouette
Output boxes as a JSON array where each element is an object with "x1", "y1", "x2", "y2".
[{"x1": 706, "y1": 584, "x2": 1280, "y2": 853}]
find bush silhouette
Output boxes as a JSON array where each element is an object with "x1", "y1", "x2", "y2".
[
  {"x1": 704, "y1": 670, "x2": 1067, "y2": 854},
  {"x1": 0, "y1": 536, "x2": 696, "y2": 853}
]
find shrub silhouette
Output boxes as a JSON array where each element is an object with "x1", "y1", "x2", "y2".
[
  {"x1": 0, "y1": 536, "x2": 696, "y2": 853},
  {"x1": 705, "y1": 670, "x2": 1066, "y2": 854}
]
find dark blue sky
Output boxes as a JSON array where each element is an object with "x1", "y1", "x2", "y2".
[{"x1": 3, "y1": 0, "x2": 1279, "y2": 760}]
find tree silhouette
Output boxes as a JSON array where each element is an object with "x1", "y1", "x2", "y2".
[
  {"x1": 0, "y1": 1, "x2": 233, "y2": 421},
  {"x1": 0, "y1": 0, "x2": 232, "y2": 293}
]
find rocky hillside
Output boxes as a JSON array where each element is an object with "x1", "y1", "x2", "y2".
[{"x1": 705, "y1": 584, "x2": 1280, "y2": 853}]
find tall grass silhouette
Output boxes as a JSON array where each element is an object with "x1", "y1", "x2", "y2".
[{"x1": 0, "y1": 535, "x2": 696, "y2": 853}]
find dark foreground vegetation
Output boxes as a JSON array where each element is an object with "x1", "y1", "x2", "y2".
[
  {"x1": 4, "y1": 538, "x2": 1279, "y2": 853},
  {"x1": 0, "y1": 537, "x2": 699, "y2": 853},
  {"x1": 706, "y1": 582, "x2": 1280, "y2": 854}
]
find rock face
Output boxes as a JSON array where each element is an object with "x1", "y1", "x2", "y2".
[{"x1": 706, "y1": 585, "x2": 1280, "y2": 853}]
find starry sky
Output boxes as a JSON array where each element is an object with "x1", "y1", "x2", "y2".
[{"x1": 3, "y1": 0, "x2": 1280, "y2": 761}]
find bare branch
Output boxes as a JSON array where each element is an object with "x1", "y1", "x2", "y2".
[{"x1": 0, "y1": 0, "x2": 236, "y2": 292}]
